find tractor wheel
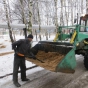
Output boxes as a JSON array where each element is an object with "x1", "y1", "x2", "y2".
[{"x1": 84, "y1": 55, "x2": 88, "y2": 70}]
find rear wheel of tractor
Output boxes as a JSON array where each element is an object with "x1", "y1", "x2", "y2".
[{"x1": 84, "y1": 55, "x2": 88, "y2": 70}]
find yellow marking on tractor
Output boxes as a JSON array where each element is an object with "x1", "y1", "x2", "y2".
[
  {"x1": 70, "y1": 30, "x2": 77, "y2": 44},
  {"x1": 53, "y1": 33, "x2": 60, "y2": 42}
]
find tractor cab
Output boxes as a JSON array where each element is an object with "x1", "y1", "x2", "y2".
[{"x1": 79, "y1": 14, "x2": 88, "y2": 32}]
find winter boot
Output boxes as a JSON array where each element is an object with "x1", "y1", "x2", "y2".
[
  {"x1": 22, "y1": 78, "x2": 29, "y2": 81},
  {"x1": 13, "y1": 81, "x2": 21, "y2": 87}
]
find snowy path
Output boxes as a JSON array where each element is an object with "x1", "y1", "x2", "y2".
[{"x1": 0, "y1": 54, "x2": 88, "y2": 88}]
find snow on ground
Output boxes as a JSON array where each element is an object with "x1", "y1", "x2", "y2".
[{"x1": 0, "y1": 34, "x2": 55, "y2": 87}]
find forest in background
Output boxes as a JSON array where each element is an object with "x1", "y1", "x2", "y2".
[{"x1": 0, "y1": 0, "x2": 88, "y2": 42}]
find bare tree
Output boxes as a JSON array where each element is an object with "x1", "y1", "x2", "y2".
[
  {"x1": 81, "y1": 0, "x2": 83, "y2": 14},
  {"x1": 19, "y1": 0, "x2": 28, "y2": 37},
  {"x1": 60, "y1": 0, "x2": 64, "y2": 26},
  {"x1": 54, "y1": 0, "x2": 58, "y2": 32},
  {"x1": 63, "y1": 0, "x2": 68, "y2": 26},
  {"x1": 69, "y1": 0, "x2": 74, "y2": 25},
  {"x1": 86, "y1": 0, "x2": 88, "y2": 13},
  {"x1": 3, "y1": 0, "x2": 14, "y2": 43},
  {"x1": 19, "y1": 0, "x2": 27, "y2": 24},
  {"x1": 28, "y1": 0, "x2": 33, "y2": 34},
  {"x1": 3, "y1": 0, "x2": 87, "y2": 40},
  {"x1": 37, "y1": 0, "x2": 42, "y2": 40}
]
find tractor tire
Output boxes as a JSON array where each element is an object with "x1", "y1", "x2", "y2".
[{"x1": 84, "y1": 55, "x2": 88, "y2": 70}]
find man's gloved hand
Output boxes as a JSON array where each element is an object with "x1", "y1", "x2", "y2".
[
  {"x1": 32, "y1": 56, "x2": 37, "y2": 60},
  {"x1": 29, "y1": 52, "x2": 37, "y2": 60},
  {"x1": 26, "y1": 55, "x2": 37, "y2": 60}
]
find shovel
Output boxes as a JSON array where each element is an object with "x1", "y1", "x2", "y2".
[
  {"x1": 25, "y1": 55, "x2": 45, "y2": 63},
  {"x1": 17, "y1": 52, "x2": 44, "y2": 63}
]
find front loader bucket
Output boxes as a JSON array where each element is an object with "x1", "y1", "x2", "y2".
[
  {"x1": 56, "y1": 48, "x2": 76, "y2": 73},
  {"x1": 26, "y1": 43, "x2": 76, "y2": 74}
]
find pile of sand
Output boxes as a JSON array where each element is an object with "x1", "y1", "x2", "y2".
[
  {"x1": 0, "y1": 51, "x2": 14, "y2": 56},
  {"x1": 0, "y1": 43, "x2": 6, "y2": 48},
  {"x1": 26, "y1": 51, "x2": 65, "y2": 71}
]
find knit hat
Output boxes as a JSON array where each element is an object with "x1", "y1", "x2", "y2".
[{"x1": 27, "y1": 34, "x2": 33, "y2": 39}]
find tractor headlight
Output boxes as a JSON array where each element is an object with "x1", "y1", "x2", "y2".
[{"x1": 76, "y1": 43, "x2": 79, "y2": 46}]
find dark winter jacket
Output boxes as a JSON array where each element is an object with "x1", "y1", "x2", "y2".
[{"x1": 12, "y1": 38, "x2": 31, "y2": 56}]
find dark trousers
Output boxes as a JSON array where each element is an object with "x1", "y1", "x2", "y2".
[{"x1": 13, "y1": 54, "x2": 26, "y2": 82}]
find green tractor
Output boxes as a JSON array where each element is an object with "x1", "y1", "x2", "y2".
[{"x1": 27, "y1": 14, "x2": 88, "y2": 74}]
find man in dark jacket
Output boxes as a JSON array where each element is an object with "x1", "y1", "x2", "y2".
[{"x1": 12, "y1": 34, "x2": 35, "y2": 87}]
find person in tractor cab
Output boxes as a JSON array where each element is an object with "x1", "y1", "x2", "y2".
[{"x1": 12, "y1": 34, "x2": 36, "y2": 87}]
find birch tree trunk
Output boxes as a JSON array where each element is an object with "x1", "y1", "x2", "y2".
[
  {"x1": 37, "y1": 0, "x2": 41, "y2": 40},
  {"x1": 86, "y1": 0, "x2": 88, "y2": 13},
  {"x1": 28, "y1": 0, "x2": 33, "y2": 34},
  {"x1": 7, "y1": 0, "x2": 16, "y2": 41},
  {"x1": 3, "y1": 0, "x2": 14, "y2": 43},
  {"x1": 45, "y1": 1, "x2": 49, "y2": 40},
  {"x1": 81, "y1": 0, "x2": 83, "y2": 14},
  {"x1": 35, "y1": 29, "x2": 38, "y2": 41},
  {"x1": 20, "y1": 0, "x2": 27, "y2": 24},
  {"x1": 60, "y1": 0, "x2": 64, "y2": 26},
  {"x1": 20, "y1": 0, "x2": 27, "y2": 37},
  {"x1": 70, "y1": 0, "x2": 74, "y2": 25},
  {"x1": 54, "y1": 0, "x2": 58, "y2": 32},
  {"x1": 64, "y1": 0, "x2": 68, "y2": 26}
]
